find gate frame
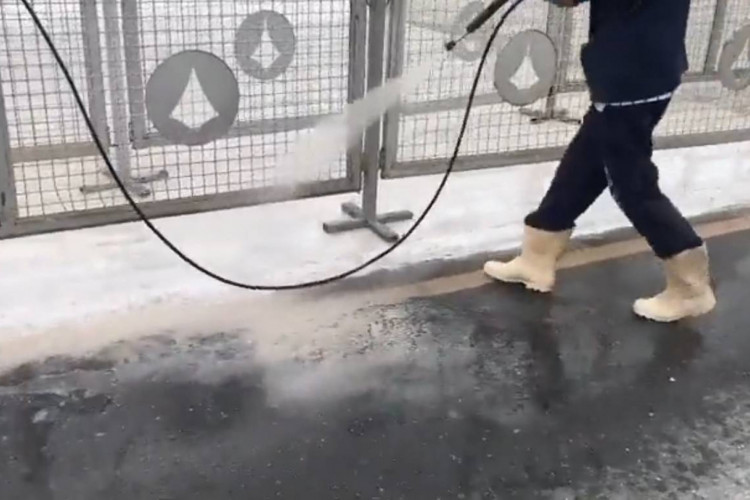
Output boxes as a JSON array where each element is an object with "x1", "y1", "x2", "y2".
[
  {"x1": 2, "y1": 0, "x2": 111, "y2": 166},
  {"x1": 2, "y1": 0, "x2": 749, "y2": 240},
  {"x1": 322, "y1": 0, "x2": 414, "y2": 242},
  {"x1": 380, "y1": 0, "x2": 750, "y2": 180},
  {"x1": 519, "y1": 4, "x2": 580, "y2": 125},
  {"x1": 380, "y1": 0, "x2": 574, "y2": 179},
  {"x1": 0, "y1": 0, "x2": 369, "y2": 239},
  {"x1": 0, "y1": 69, "x2": 17, "y2": 239},
  {"x1": 80, "y1": 0, "x2": 168, "y2": 198},
  {"x1": 117, "y1": 0, "x2": 363, "y2": 203}
]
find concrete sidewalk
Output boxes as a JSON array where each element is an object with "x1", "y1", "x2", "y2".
[
  {"x1": 3, "y1": 140, "x2": 749, "y2": 334},
  {"x1": 2, "y1": 224, "x2": 750, "y2": 499}
]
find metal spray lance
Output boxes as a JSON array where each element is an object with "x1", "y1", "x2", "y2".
[{"x1": 445, "y1": 0, "x2": 514, "y2": 51}]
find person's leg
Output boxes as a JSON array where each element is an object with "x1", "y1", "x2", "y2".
[
  {"x1": 484, "y1": 107, "x2": 608, "y2": 292},
  {"x1": 596, "y1": 100, "x2": 702, "y2": 257},
  {"x1": 597, "y1": 100, "x2": 715, "y2": 321},
  {"x1": 525, "y1": 107, "x2": 609, "y2": 231}
]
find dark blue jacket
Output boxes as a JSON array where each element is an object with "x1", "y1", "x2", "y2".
[{"x1": 557, "y1": 0, "x2": 690, "y2": 103}]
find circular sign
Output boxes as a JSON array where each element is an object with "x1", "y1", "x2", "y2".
[
  {"x1": 493, "y1": 30, "x2": 557, "y2": 107},
  {"x1": 145, "y1": 50, "x2": 240, "y2": 146},
  {"x1": 719, "y1": 24, "x2": 750, "y2": 91},
  {"x1": 235, "y1": 10, "x2": 296, "y2": 80},
  {"x1": 450, "y1": 2, "x2": 490, "y2": 62}
]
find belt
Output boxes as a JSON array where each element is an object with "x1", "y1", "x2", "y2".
[{"x1": 593, "y1": 92, "x2": 673, "y2": 112}]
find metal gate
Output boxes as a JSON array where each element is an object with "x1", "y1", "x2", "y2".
[
  {"x1": 1, "y1": 0, "x2": 750, "y2": 240},
  {"x1": 382, "y1": 0, "x2": 750, "y2": 178},
  {"x1": 0, "y1": 0, "x2": 366, "y2": 238}
]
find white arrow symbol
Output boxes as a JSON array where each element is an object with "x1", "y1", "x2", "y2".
[{"x1": 170, "y1": 68, "x2": 219, "y2": 129}]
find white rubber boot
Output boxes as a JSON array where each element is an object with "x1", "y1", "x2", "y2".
[
  {"x1": 483, "y1": 226, "x2": 572, "y2": 293},
  {"x1": 633, "y1": 245, "x2": 716, "y2": 322}
]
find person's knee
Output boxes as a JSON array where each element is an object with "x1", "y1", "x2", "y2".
[
  {"x1": 605, "y1": 162, "x2": 663, "y2": 212},
  {"x1": 611, "y1": 182, "x2": 663, "y2": 212},
  {"x1": 605, "y1": 158, "x2": 660, "y2": 191}
]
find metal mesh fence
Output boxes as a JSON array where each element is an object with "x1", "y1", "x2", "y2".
[
  {"x1": 122, "y1": 0, "x2": 355, "y2": 199},
  {"x1": 391, "y1": 0, "x2": 564, "y2": 165},
  {"x1": 385, "y1": 0, "x2": 750, "y2": 177},
  {"x1": 0, "y1": 0, "x2": 359, "y2": 222},
  {"x1": 1, "y1": 0, "x2": 102, "y2": 217},
  {"x1": 1, "y1": 0, "x2": 750, "y2": 235},
  {"x1": 568, "y1": 0, "x2": 750, "y2": 139}
]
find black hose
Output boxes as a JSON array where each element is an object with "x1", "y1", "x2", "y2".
[{"x1": 19, "y1": 0, "x2": 526, "y2": 291}]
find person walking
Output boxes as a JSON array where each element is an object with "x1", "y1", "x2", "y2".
[{"x1": 483, "y1": 0, "x2": 717, "y2": 322}]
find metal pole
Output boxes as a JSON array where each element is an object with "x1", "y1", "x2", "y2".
[
  {"x1": 0, "y1": 69, "x2": 18, "y2": 238},
  {"x1": 80, "y1": 0, "x2": 167, "y2": 197},
  {"x1": 521, "y1": 4, "x2": 580, "y2": 125},
  {"x1": 103, "y1": 0, "x2": 132, "y2": 182},
  {"x1": 121, "y1": 0, "x2": 148, "y2": 143},
  {"x1": 79, "y1": 0, "x2": 110, "y2": 150},
  {"x1": 704, "y1": 0, "x2": 729, "y2": 73},
  {"x1": 346, "y1": 0, "x2": 368, "y2": 190},
  {"x1": 322, "y1": 0, "x2": 413, "y2": 242},
  {"x1": 542, "y1": 5, "x2": 564, "y2": 116},
  {"x1": 383, "y1": 0, "x2": 408, "y2": 174},
  {"x1": 362, "y1": 0, "x2": 387, "y2": 220}
]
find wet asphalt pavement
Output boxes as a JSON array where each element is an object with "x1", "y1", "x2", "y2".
[{"x1": 2, "y1": 230, "x2": 750, "y2": 499}]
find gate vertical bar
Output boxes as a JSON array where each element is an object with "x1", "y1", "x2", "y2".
[
  {"x1": 704, "y1": 0, "x2": 729, "y2": 72},
  {"x1": 383, "y1": 0, "x2": 408, "y2": 173},
  {"x1": 323, "y1": 0, "x2": 413, "y2": 242},
  {"x1": 81, "y1": 0, "x2": 167, "y2": 198},
  {"x1": 521, "y1": 4, "x2": 580, "y2": 125},
  {"x1": 79, "y1": 0, "x2": 110, "y2": 149},
  {"x1": 346, "y1": 0, "x2": 368, "y2": 190},
  {"x1": 78, "y1": 0, "x2": 116, "y2": 196},
  {"x1": 0, "y1": 69, "x2": 18, "y2": 238},
  {"x1": 121, "y1": 0, "x2": 148, "y2": 143},
  {"x1": 102, "y1": 0, "x2": 131, "y2": 186},
  {"x1": 362, "y1": 0, "x2": 387, "y2": 219}
]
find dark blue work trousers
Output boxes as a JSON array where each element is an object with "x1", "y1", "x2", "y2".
[{"x1": 525, "y1": 100, "x2": 702, "y2": 259}]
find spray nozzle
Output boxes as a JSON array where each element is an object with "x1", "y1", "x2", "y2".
[{"x1": 445, "y1": 0, "x2": 511, "y2": 52}]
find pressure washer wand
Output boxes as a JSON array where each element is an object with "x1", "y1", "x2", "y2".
[{"x1": 445, "y1": 0, "x2": 512, "y2": 51}]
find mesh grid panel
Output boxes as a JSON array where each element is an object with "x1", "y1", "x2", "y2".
[
  {"x1": 125, "y1": 0, "x2": 353, "y2": 199},
  {"x1": 568, "y1": 0, "x2": 750, "y2": 139},
  {"x1": 1, "y1": 0, "x2": 100, "y2": 217},
  {"x1": 1, "y1": 0, "x2": 354, "y2": 219},
  {"x1": 391, "y1": 0, "x2": 750, "y2": 172},
  {"x1": 396, "y1": 0, "x2": 565, "y2": 163},
  {"x1": 1, "y1": 0, "x2": 749, "y2": 228}
]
